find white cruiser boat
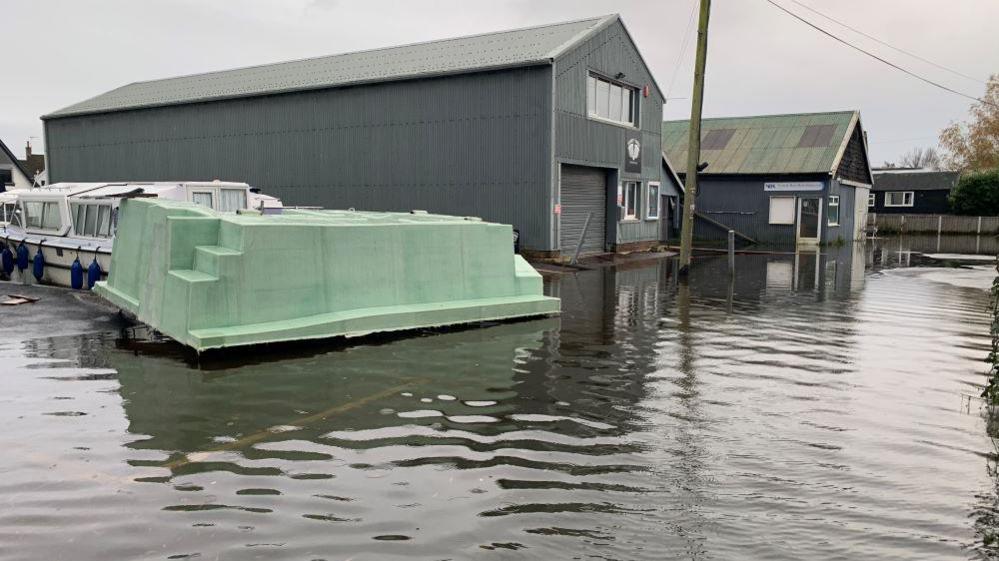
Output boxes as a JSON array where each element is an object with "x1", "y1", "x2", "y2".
[{"x1": 1, "y1": 181, "x2": 281, "y2": 288}]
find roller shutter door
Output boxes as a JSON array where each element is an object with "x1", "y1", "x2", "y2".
[{"x1": 559, "y1": 165, "x2": 607, "y2": 257}]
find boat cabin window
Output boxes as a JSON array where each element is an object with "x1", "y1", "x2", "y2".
[
  {"x1": 22, "y1": 201, "x2": 63, "y2": 232},
  {"x1": 192, "y1": 192, "x2": 214, "y2": 209},
  {"x1": 1, "y1": 202, "x2": 18, "y2": 223},
  {"x1": 219, "y1": 188, "x2": 247, "y2": 212},
  {"x1": 71, "y1": 202, "x2": 115, "y2": 237}
]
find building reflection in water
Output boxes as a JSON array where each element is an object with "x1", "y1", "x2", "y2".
[
  {"x1": 869, "y1": 233, "x2": 998, "y2": 269},
  {"x1": 22, "y1": 237, "x2": 990, "y2": 559}
]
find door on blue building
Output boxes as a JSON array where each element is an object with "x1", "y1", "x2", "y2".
[{"x1": 797, "y1": 197, "x2": 822, "y2": 244}]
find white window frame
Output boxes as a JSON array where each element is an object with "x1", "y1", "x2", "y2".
[
  {"x1": 21, "y1": 200, "x2": 64, "y2": 234},
  {"x1": 827, "y1": 195, "x2": 840, "y2": 226},
  {"x1": 646, "y1": 182, "x2": 660, "y2": 220},
  {"x1": 623, "y1": 181, "x2": 639, "y2": 220},
  {"x1": 586, "y1": 72, "x2": 639, "y2": 128},
  {"x1": 868, "y1": 193, "x2": 875, "y2": 208},
  {"x1": 70, "y1": 202, "x2": 114, "y2": 239},
  {"x1": 884, "y1": 191, "x2": 914, "y2": 208},
  {"x1": 768, "y1": 196, "x2": 796, "y2": 225}
]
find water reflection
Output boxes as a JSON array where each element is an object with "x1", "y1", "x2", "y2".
[
  {"x1": 2, "y1": 241, "x2": 996, "y2": 560},
  {"x1": 870, "y1": 234, "x2": 998, "y2": 268}
]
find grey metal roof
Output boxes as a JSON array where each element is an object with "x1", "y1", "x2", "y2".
[
  {"x1": 45, "y1": 15, "x2": 618, "y2": 119},
  {"x1": 872, "y1": 170, "x2": 960, "y2": 192}
]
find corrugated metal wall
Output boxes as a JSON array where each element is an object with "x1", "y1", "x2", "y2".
[
  {"x1": 45, "y1": 66, "x2": 554, "y2": 250},
  {"x1": 823, "y1": 180, "x2": 858, "y2": 243},
  {"x1": 552, "y1": 19, "x2": 663, "y2": 247}
]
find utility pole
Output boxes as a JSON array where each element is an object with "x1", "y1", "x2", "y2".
[{"x1": 678, "y1": 0, "x2": 711, "y2": 274}]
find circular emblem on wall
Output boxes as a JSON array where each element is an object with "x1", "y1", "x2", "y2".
[{"x1": 627, "y1": 138, "x2": 641, "y2": 161}]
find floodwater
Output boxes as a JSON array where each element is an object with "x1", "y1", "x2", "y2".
[{"x1": 1, "y1": 238, "x2": 998, "y2": 560}]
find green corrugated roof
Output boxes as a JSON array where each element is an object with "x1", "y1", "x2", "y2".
[
  {"x1": 46, "y1": 15, "x2": 618, "y2": 119},
  {"x1": 662, "y1": 110, "x2": 859, "y2": 175}
]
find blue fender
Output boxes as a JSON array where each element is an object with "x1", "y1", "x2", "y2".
[
  {"x1": 70, "y1": 257, "x2": 84, "y2": 290},
  {"x1": 1, "y1": 244, "x2": 13, "y2": 275},
  {"x1": 87, "y1": 258, "x2": 102, "y2": 289},
  {"x1": 15, "y1": 241, "x2": 29, "y2": 271},
  {"x1": 32, "y1": 248, "x2": 45, "y2": 281}
]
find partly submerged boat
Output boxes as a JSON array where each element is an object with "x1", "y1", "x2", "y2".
[
  {"x1": 0, "y1": 181, "x2": 281, "y2": 287},
  {"x1": 95, "y1": 197, "x2": 559, "y2": 352}
]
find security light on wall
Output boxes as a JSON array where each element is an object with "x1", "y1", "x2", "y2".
[{"x1": 615, "y1": 72, "x2": 625, "y2": 80}]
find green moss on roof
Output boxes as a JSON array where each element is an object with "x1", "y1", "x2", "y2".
[{"x1": 662, "y1": 110, "x2": 858, "y2": 175}]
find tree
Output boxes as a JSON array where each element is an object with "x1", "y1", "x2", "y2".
[
  {"x1": 897, "y1": 146, "x2": 941, "y2": 169},
  {"x1": 940, "y1": 74, "x2": 999, "y2": 171},
  {"x1": 949, "y1": 168, "x2": 999, "y2": 215}
]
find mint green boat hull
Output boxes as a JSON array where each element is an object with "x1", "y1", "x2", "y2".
[{"x1": 95, "y1": 199, "x2": 559, "y2": 352}]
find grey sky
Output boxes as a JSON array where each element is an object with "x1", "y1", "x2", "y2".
[{"x1": 3, "y1": 0, "x2": 996, "y2": 165}]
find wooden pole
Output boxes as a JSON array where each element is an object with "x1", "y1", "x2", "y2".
[
  {"x1": 727, "y1": 229, "x2": 735, "y2": 273},
  {"x1": 678, "y1": 0, "x2": 711, "y2": 274}
]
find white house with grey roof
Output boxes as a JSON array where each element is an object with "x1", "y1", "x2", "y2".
[
  {"x1": 0, "y1": 138, "x2": 32, "y2": 191},
  {"x1": 42, "y1": 14, "x2": 675, "y2": 257}
]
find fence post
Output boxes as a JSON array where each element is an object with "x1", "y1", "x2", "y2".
[
  {"x1": 901, "y1": 214, "x2": 906, "y2": 234},
  {"x1": 727, "y1": 230, "x2": 735, "y2": 274},
  {"x1": 978, "y1": 216, "x2": 983, "y2": 235}
]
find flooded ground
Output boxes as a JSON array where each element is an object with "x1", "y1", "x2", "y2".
[{"x1": 1, "y1": 237, "x2": 997, "y2": 560}]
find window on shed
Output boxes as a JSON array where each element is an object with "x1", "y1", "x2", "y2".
[
  {"x1": 884, "y1": 191, "x2": 914, "y2": 207},
  {"x1": 647, "y1": 183, "x2": 660, "y2": 219},
  {"x1": 796, "y1": 124, "x2": 837, "y2": 148},
  {"x1": 827, "y1": 195, "x2": 840, "y2": 226},
  {"x1": 623, "y1": 181, "x2": 639, "y2": 219},
  {"x1": 868, "y1": 193, "x2": 875, "y2": 208},
  {"x1": 587, "y1": 73, "x2": 637, "y2": 127},
  {"x1": 702, "y1": 128, "x2": 736, "y2": 150},
  {"x1": 219, "y1": 189, "x2": 247, "y2": 212},
  {"x1": 769, "y1": 196, "x2": 795, "y2": 225}
]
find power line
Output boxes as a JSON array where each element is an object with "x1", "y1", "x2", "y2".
[
  {"x1": 665, "y1": 0, "x2": 698, "y2": 104},
  {"x1": 788, "y1": 0, "x2": 985, "y2": 85},
  {"x1": 763, "y1": 0, "x2": 996, "y2": 109}
]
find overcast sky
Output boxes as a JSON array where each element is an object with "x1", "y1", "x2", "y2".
[{"x1": 3, "y1": 0, "x2": 996, "y2": 165}]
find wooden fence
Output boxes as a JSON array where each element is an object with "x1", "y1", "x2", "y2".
[{"x1": 868, "y1": 213, "x2": 999, "y2": 234}]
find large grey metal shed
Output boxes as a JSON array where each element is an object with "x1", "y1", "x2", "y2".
[{"x1": 43, "y1": 14, "x2": 670, "y2": 257}]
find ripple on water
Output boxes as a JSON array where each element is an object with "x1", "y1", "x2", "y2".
[{"x1": 1, "y1": 255, "x2": 995, "y2": 561}]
